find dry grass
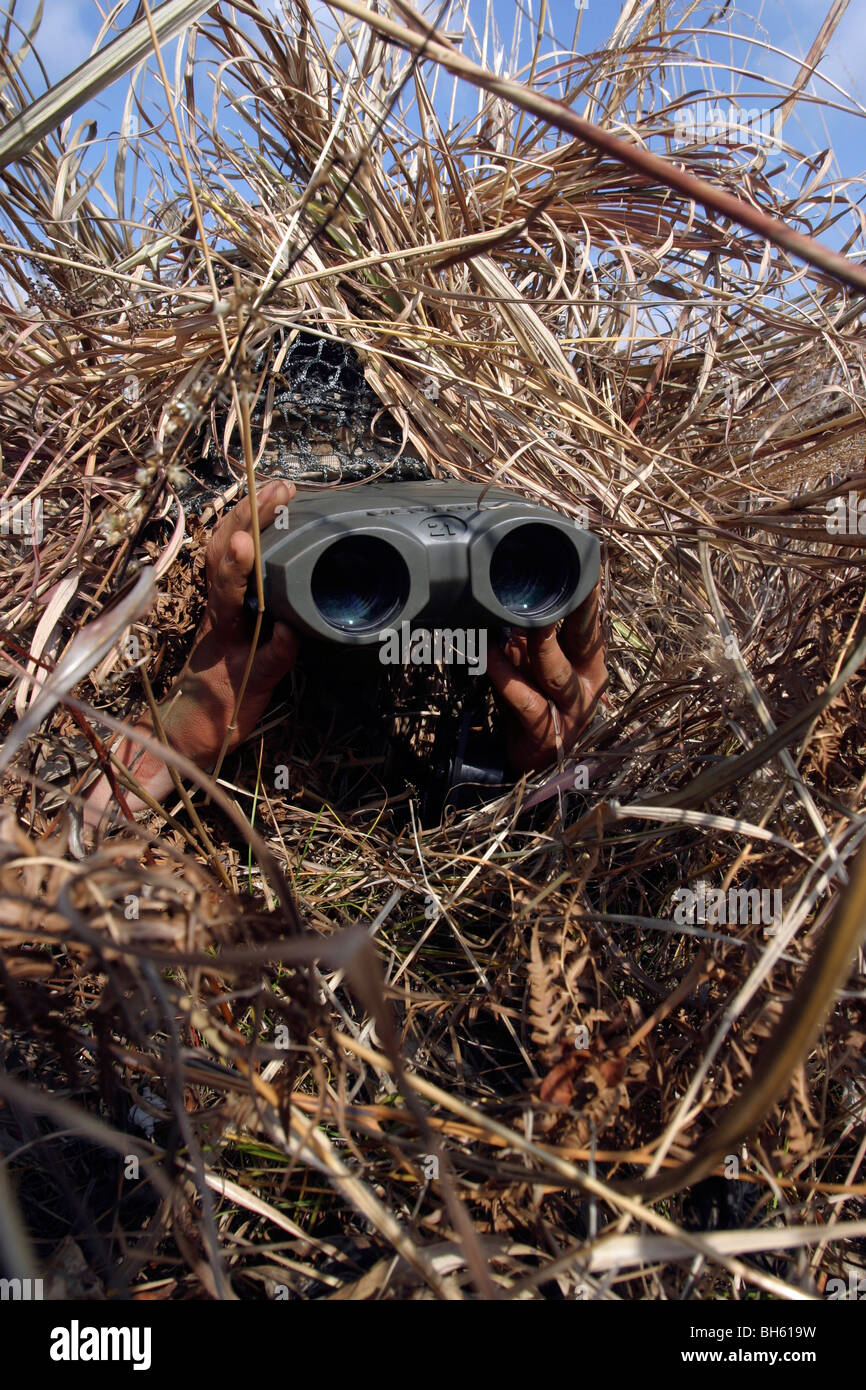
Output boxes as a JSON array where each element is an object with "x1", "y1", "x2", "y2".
[{"x1": 0, "y1": 0, "x2": 865, "y2": 1300}]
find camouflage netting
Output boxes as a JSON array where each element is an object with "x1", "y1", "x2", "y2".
[{"x1": 180, "y1": 329, "x2": 434, "y2": 516}]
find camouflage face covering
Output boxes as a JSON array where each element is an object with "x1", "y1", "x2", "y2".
[{"x1": 179, "y1": 330, "x2": 433, "y2": 517}]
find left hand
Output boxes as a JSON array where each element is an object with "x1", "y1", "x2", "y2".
[{"x1": 486, "y1": 582, "x2": 607, "y2": 774}]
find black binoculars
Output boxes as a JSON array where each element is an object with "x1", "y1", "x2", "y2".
[{"x1": 254, "y1": 481, "x2": 599, "y2": 645}]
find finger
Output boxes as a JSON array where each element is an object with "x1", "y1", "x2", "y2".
[
  {"x1": 561, "y1": 583, "x2": 602, "y2": 666},
  {"x1": 577, "y1": 660, "x2": 608, "y2": 721},
  {"x1": 206, "y1": 480, "x2": 294, "y2": 588},
  {"x1": 504, "y1": 629, "x2": 531, "y2": 674},
  {"x1": 208, "y1": 528, "x2": 256, "y2": 628},
  {"x1": 251, "y1": 620, "x2": 298, "y2": 686},
  {"x1": 486, "y1": 643, "x2": 551, "y2": 730},
  {"x1": 254, "y1": 478, "x2": 295, "y2": 531},
  {"x1": 525, "y1": 625, "x2": 581, "y2": 710}
]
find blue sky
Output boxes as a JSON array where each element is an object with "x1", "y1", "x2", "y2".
[{"x1": 3, "y1": 1, "x2": 865, "y2": 238}]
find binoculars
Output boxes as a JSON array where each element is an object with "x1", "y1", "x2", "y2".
[{"x1": 254, "y1": 481, "x2": 599, "y2": 645}]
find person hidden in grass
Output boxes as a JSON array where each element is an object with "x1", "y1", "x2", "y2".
[{"x1": 84, "y1": 481, "x2": 607, "y2": 829}]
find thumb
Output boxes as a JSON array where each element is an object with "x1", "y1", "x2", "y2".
[{"x1": 251, "y1": 621, "x2": 298, "y2": 686}]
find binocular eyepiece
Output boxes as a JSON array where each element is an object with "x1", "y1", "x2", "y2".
[{"x1": 254, "y1": 481, "x2": 599, "y2": 644}]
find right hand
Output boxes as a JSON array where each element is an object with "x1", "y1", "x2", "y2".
[{"x1": 162, "y1": 480, "x2": 299, "y2": 767}]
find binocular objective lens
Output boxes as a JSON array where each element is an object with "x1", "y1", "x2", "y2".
[
  {"x1": 490, "y1": 523, "x2": 578, "y2": 617},
  {"x1": 311, "y1": 535, "x2": 410, "y2": 632}
]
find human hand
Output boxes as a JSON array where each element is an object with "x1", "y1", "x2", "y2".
[
  {"x1": 84, "y1": 481, "x2": 298, "y2": 830},
  {"x1": 486, "y1": 582, "x2": 607, "y2": 774},
  {"x1": 159, "y1": 480, "x2": 299, "y2": 768}
]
